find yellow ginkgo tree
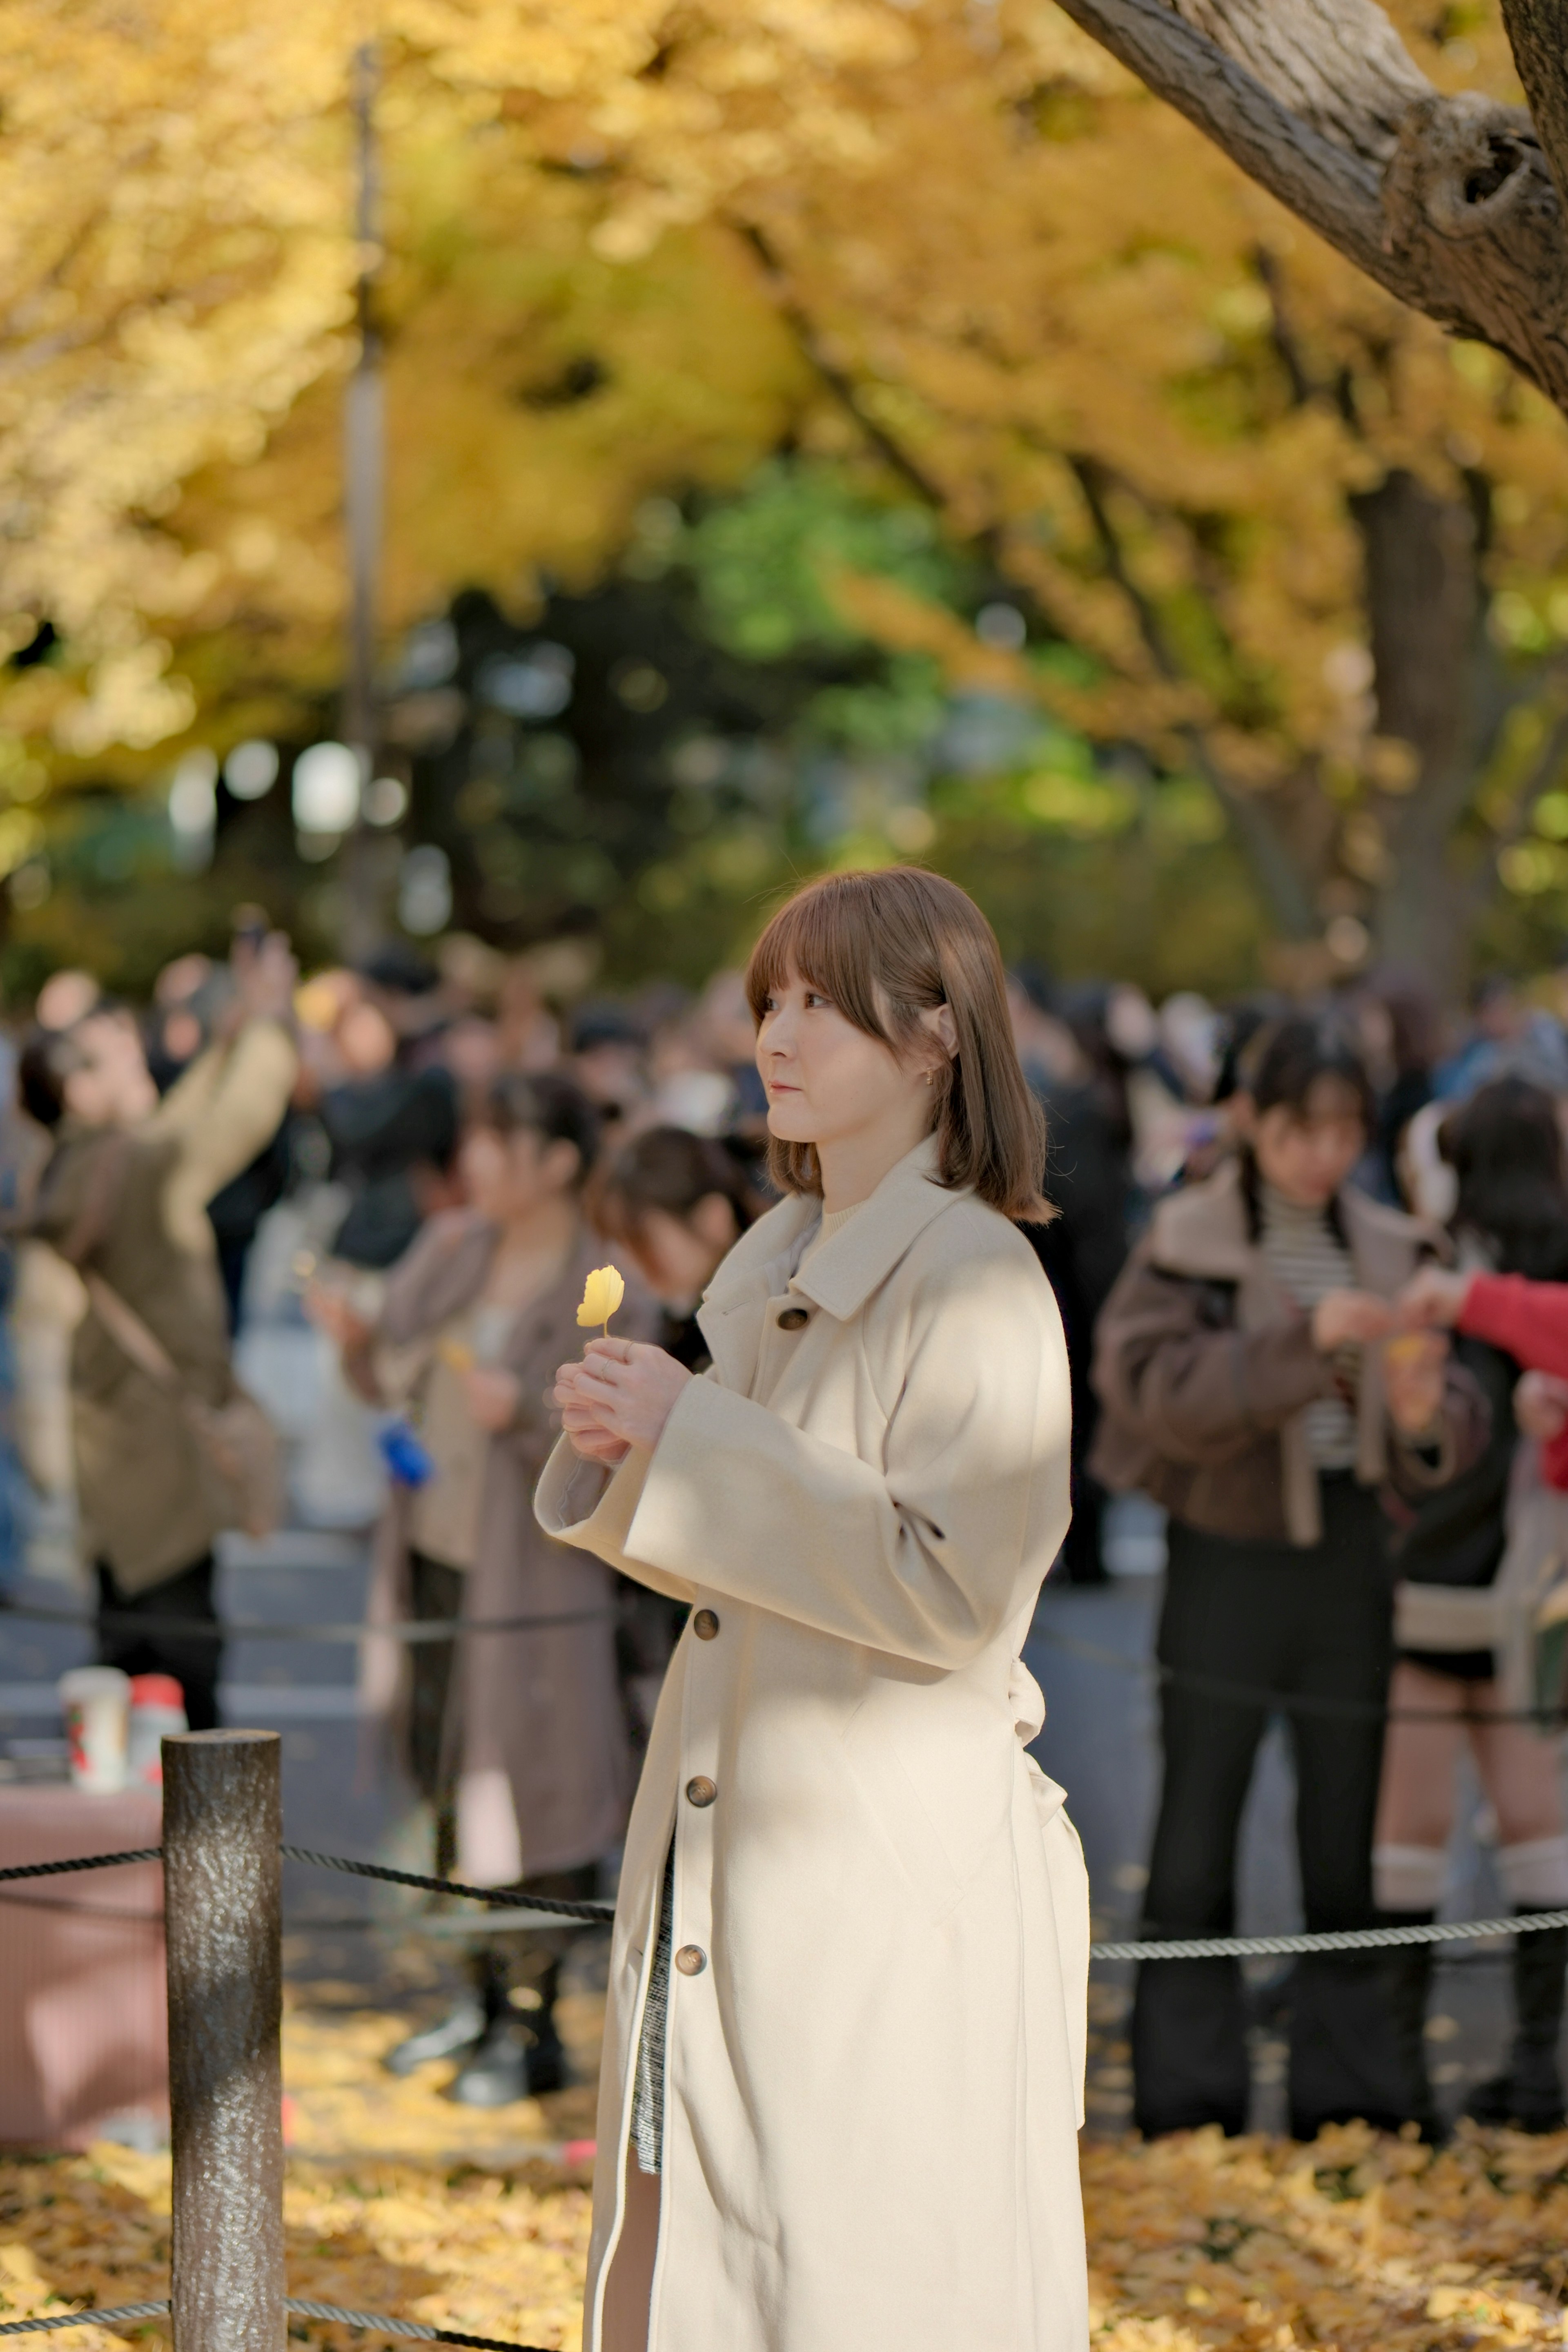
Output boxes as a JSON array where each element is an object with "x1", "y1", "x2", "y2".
[{"x1": 10, "y1": 0, "x2": 1568, "y2": 987}]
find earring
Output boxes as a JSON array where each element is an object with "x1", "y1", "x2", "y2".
[{"x1": 924, "y1": 1069, "x2": 933, "y2": 1085}]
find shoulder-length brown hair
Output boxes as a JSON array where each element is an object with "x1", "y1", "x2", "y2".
[{"x1": 744, "y1": 867, "x2": 1048, "y2": 1220}]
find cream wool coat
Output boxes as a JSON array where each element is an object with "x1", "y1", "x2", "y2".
[{"x1": 535, "y1": 1137, "x2": 1090, "y2": 2352}]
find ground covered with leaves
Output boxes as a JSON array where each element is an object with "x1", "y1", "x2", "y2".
[{"x1": 3, "y1": 2005, "x2": 1568, "y2": 2351}]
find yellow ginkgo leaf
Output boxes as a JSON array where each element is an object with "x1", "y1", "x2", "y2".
[{"x1": 577, "y1": 1264, "x2": 626, "y2": 1333}]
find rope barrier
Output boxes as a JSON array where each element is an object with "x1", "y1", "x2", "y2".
[
  {"x1": 283, "y1": 2299, "x2": 550, "y2": 2348},
  {"x1": 279, "y1": 1847, "x2": 615, "y2": 1923},
  {"x1": 0, "y1": 1600, "x2": 615, "y2": 1645},
  {"x1": 0, "y1": 2300, "x2": 552, "y2": 2348},
  {"x1": 1031, "y1": 1617, "x2": 1568, "y2": 1727},
  {"x1": 11, "y1": 1837, "x2": 1568, "y2": 1958},
  {"x1": 0, "y1": 2305, "x2": 171, "y2": 2336},
  {"x1": 0, "y1": 1844, "x2": 610, "y2": 1924},
  {"x1": 1090, "y1": 1904, "x2": 1568, "y2": 1963},
  {"x1": 0, "y1": 1850, "x2": 160, "y2": 1884}
]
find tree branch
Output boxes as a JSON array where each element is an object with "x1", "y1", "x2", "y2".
[
  {"x1": 1500, "y1": 0, "x2": 1568, "y2": 221},
  {"x1": 733, "y1": 221, "x2": 955, "y2": 515},
  {"x1": 1049, "y1": 0, "x2": 1568, "y2": 415},
  {"x1": 1070, "y1": 457, "x2": 1320, "y2": 937}
]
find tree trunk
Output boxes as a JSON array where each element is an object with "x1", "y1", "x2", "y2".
[{"x1": 1353, "y1": 470, "x2": 1486, "y2": 986}]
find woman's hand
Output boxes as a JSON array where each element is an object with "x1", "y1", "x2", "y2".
[
  {"x1": 463, "y1": 1365, "x2": 522, "y2": 1433},
  {"x1": 1396, "y1": 1264, "x2": 1474, "y2": 1329},
  {"x1": 551, "y1": 1339, "x2": 692, "y2": 1461},
  {"x1": 1382, "y1": 1329, "x2": 1449, "y2": 1438},
  {"x1": 1311, "y1": 1289, "x2": 1394, "y2": 1353},
  {"x1": 551, "y1": 1355, "x2": 636, "y2": 1466},
  {"x1": 1516, "y1": 1369, "x2": 1568, "y2": 1444},
  {"x1": 304, "y1": 1277, "x2": 372, "y2": 1352}
]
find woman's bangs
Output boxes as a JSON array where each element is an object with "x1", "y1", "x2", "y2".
[{"x1": 745, "y1": 882, "x2": 889, "y2": 1040}]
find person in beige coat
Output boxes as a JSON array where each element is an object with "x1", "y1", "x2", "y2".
[
  {"x1": 541, "y1": 869, "x2": 1089, "y2": 2352},
  {"x1": 23, "y1": 936, "x2": 298, "y2": 1729},
  {"x1": 321, "y1": 1071, "x2": 661, "y2": 2106}
]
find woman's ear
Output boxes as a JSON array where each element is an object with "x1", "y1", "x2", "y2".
[
  {"x1": 918, "y1": 1003, "x2": 959, "y2": 1067},
  {"x1": 1228, "y1": 1090, "x2": 1257, "y2": 1143}
]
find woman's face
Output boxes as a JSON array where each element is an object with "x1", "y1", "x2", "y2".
[
  {"x1": 62, "y1": 1010, "x2": 158, "y2": 1128},
  {"x1": 1249, "y1": 1076, "x2": 1367, "y2": 1208},
  {"x1": 755, "y1": 966, "x2": 937, "y2": 1154},
  {"x1": 624, "y1": 1196, "x2": 739, "y2": 1306},
  {"x1": 459, "y1": 1123, "x2": 578, "y2": 1223}
]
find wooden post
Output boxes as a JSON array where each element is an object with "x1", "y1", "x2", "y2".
[{"x1": 163, "y1": 1730, "x2": 285, "y2": 2352}]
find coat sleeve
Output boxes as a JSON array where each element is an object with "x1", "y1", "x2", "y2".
[
  {"x1": 548, "y1": 1238, "x2": 1071, "y2": 1670},
  {"x1": 1460, "y1": 1274, "x2": 1568, "y2": 1380},
  {"x1": 157, "y1": 1021, "x2": 298, "y2": 1253},
  {"x1": 535, "y1": 1437, "x2": 698, "y2": 1605},
  {"x1": 1091, "y1": 1254, "x2": 1336, "y2": 1467}
]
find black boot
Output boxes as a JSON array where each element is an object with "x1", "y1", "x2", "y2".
[
  {"x1": 448, "y1": 1948, "x2": 572, "y2": 2107},
  {"x1": 520, "y1": 1956, "x2": 569, "y2": 2095},
  {"x1": 448, "y1": 2013, "x2": 532, "y2": 2107},
  {"x1": 383, "y1": 1992, "x2": 484, "y2": 2077},
  {"x1": 1384, "y1": 1913, "x2": 1444, "y2": 2143},
  {"x1": 1466, "y1": 1915, "x2": 1568, "y2": 2132}
]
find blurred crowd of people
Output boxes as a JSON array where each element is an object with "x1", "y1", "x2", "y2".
[{"x1": 7, "y1": 919, "x2": 1568, "y2": 2128}]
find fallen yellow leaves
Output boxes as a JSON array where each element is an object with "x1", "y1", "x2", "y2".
[
  {"x1": 280, "y1": 2000, "x2": 601, "y2": 2167},
  {"x1": 1087, "y1": 2120, "x2": 1568, "y2": 2352},
  {"x1": 6, "y1": 2020, "x2": 1568, "y2": 2352},
  {"x1": 0, "y1": 2140, "x2": 590, "y2": 2352}
]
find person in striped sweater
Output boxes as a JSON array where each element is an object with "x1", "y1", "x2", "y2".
[{"x1": 1092, "y1": 1014, "x2": 1487, "y2": 2139}]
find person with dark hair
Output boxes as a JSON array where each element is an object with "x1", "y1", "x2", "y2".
[
  {"x1": 541, "y1": 868, "x2": 1088, "y2": 2352},
  {"x1": 1381, "y1": 1081, "x2": 1568, "y2": 2131},
  {"x1": 1358, "y1": 974, "x2": 1441, "y2": 1204},
  {"x1": 591, "y1": 1125, "x2": 762, "y2": 1370},
  {"x1": 589, "y1": 1126, "x2": 768, "y2": 1741},
  {"x1": 1091, "y1": 1012, "x2": 1487, "y2": 2140},
  {"x1": 1012, "y1": 976, "x2": 1136, "y2": 1583},
  {"x1": 312, "y1": 1068, "x2": 659, "y2": 2107},
  {"x1": 24, "y1": 938, "x2": 299, "y2": 1732}
]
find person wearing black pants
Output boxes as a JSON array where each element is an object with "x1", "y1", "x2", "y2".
[
  {"x1": 1135, "y1": 1483, "x2": 1403, "y2": 2138},
  {"x1": 1092, "y1": 1014, "x2": 1487, "y2": 2138},
  {"x1": 95, "y1": 1550, "x2": 220, "y2": 1732}
]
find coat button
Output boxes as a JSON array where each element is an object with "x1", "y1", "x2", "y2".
[
  {"x1": 693, "y1": 1608, "x2": 719, "y2": 1640},
  {"x1": 675, "y1": 1944, "x2": 707, "y2": 1976},
  {"x1": 777, "y1": 1306, "x2": 809, "y2": 1330},
  {"x1": 686, "y1": 1775, "x2": 717, "y2": 1808}
]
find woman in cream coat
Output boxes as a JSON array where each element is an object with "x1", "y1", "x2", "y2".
[{"x1": 541, "y1": 868, "x2": 1089, "y2": 2352}]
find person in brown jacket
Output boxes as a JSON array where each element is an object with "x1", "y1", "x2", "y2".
[
  {"x1": 318, "y1": 1069, "x2": 661, "y2": 2106},
  {"x1": 22, "y1": 936, "x2": 298, "y2": 1730},
  {"x1": 1091, "y1": 1013, "x2": 1486, "y2": 2140}
]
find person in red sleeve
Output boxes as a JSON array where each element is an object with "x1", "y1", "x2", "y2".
[
  {"x1": 1404, "y1": 1262, "x2": 1568, "y2": 1485},
  {"x1": 1398, "y1": 1123, "x2": 1568, "y2": 2134}
]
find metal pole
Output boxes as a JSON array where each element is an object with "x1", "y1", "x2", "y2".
[
  {"x1": 342, "y1": 37, "x2": 385, "y2": 960},
  {"x1": 163, "y1": 1731, "x2": 285, "y2": 2352}
]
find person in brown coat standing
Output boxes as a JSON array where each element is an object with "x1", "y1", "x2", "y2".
[
  {"x1": 1091, "y1": 1014, "x2": 1486, "y2": 2141},
  {"x1": 323, "y1": 1070, "x2": 661, "y2": 2105},
  {"x1": 21, "y1": 934, "x2": 298, "y2": 1730}
]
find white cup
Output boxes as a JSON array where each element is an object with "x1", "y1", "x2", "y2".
[{"x1": 58, "y1": 1666, "x2": 131, "y2": 1794}]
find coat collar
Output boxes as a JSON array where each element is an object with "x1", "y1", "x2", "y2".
[
  {"x1": 701, "y1": 1135, "x2": 965, "y2": 1330},
  {"x1": 1144, "y1": 1153, "x2": 1448, "y2": 1290},
  {"x1": 793, "y1": 1135, "x2": 969, "y2": 1318}
]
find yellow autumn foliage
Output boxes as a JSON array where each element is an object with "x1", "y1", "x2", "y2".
[{"x1": 2, "y1": 0, "x2": 1567, "y2": 948}]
